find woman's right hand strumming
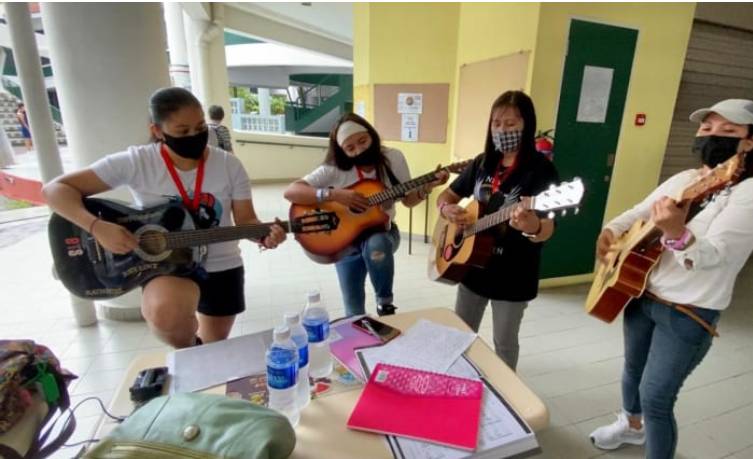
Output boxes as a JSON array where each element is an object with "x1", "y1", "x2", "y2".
[
  {"x1": 332, "y1": 189, "x2": 370, "y2": 212},
  {"x1": 90, "y1": 219, "x2": 139, "y2": 254},
  {"x1": 596, "y1": 228, "x2": 616, "y2": 263}
]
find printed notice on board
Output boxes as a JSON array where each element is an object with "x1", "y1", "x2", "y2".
[
  {"x1": 401, "y1": 114, "x2": 420, "y2": 142},
  {"x1": 398, "y1": 93, "x2": 423, "y2": 114},
  {"x1": 576, "y1": 66, "x2": 613, "y2": 123}
]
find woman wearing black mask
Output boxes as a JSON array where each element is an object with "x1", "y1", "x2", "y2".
[
  {"x1": 590, "y1": 99, "x2": 753, "y2": 458},
  {"x1": 43, "y1": 87, "x2": 286, "y2": 348},
  {"x1": 284, "y1": 113, "x2": 448, "y2": 317}
]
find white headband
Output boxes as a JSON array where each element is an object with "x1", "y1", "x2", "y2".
[{"x1": 336, "y1": 121, "x2": 368, "y2": 147}]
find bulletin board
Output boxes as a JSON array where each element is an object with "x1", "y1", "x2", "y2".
[
  {"x1": 453, "y1": 51, "x2": 530, "y2": 159},
  {"x1": 373, "y1": 83, "x2": 450, "y2": 143}
]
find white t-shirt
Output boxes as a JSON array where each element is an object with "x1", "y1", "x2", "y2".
[
  {"x1": 301, "y1": 147, "x2": 412, "y2": 221},
  {"x1": 606, "y1": 169, "x2": 753, "y2": 310},
  {"x1": 90, "y1": 143, "x2": 253, "y2": 273}
]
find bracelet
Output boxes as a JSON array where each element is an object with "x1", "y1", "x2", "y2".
[
  {"x1": 88, "y1": 217, "x2": 101, "y2": 236},
  {"x1": 661, "y1": 228, "x2": 692, "y2": 251},
  {"x1": 522, "y1": 218, "x2": 543, "y2": 239},
  {"x1": 315, "y1": 188, "x2": 324, "y2": 203}
]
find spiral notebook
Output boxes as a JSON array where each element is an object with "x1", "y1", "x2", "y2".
[{"x1": 347, "y1": 363, "x2": 484, "y2": 450}]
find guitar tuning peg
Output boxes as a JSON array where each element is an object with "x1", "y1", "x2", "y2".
[
  {"x1": 548, "y1": 211, "x2": 555, "y2": 219},
  {"x1": 574, "y1": 207, "x2": 580, "y2": 215},
  {"x1": 561, "y1": 210, "x2": 567, "y2": 217}
]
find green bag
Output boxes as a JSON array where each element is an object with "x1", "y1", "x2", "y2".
[{"x1": 85, "y1": 393, "x2": 296, "y2": 459}]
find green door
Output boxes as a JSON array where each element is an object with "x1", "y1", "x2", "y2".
[{"x1": 540, "y1": 19, "x2": 638, "y2": 278}]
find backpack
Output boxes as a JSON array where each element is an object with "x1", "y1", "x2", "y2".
[{"x1": 0, "y1": 340, "x2": 76, "y2": 459}]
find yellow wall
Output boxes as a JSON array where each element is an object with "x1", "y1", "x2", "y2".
[
  {"x1": 530, "y1": 3, "x2": 695, "y2": 226},
  {"x1": 354, "y1": 3, "x2": 461, "y2": 236},
  {"x1": 353, "y1": 3, "x2": 370, "y2": 87},
  {"x1": 354, "y1": 2, "x2": 694, "y2": 283},
  {"x1": 449, "y1": 3, "x2": 541, "y2": 165}
]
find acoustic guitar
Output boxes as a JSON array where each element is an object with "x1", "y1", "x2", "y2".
[
  {"x1": 585, "y1": 152, "x2": 748, "y2": 322},
  {"x1": 290, "y1": 160, "x2": 472, "y2": 264},
  {"x1": 429, "y1": 178, "x2": 585, "y2": 283},
  {"x1": 49, "y1": 198, "x2": 339, "y2": 299}
]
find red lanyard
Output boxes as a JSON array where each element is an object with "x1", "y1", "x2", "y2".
[
  {"x1": 491, "y1": 156, "x2": 517, "y2": 194},
  {"x1": 160, "y1": 144, "x2": 205, "y2": 213},
  {"x1": 356, "y1": 166, "x2": 371, "y2": 181}
]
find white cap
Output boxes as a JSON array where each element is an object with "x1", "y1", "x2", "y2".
[
  {"x1": 689, "y1": 99, "x2": 753, "y2": 125},
  {"x1": 336, "y1": 121, "x2": 368, "y2": 147},
  {"x1": 307, "y1": 290, "x2": 320, "y2": 303},
  {"x1": 273, "y1": 325, "x2": 291, "y2": 341},
  {"x1": 283, "y1": 312, "x2": 300, "y2": 325}
]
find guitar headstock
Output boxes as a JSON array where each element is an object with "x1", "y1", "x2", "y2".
[
  {"x1": 680, "y1": 151, "x2": 748, "y2": 202},
  {"x1": 531, "y1": 178, "x2": 585, "y2": 217},
  {"x1": 444, "y1": 159, "x2": 474, "y2": 174},
  {"x1": 291, "y1": 210, "x2": 340, "y2": 234}
]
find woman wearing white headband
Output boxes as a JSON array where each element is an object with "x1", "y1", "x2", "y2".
[{"x1": 285, "y1": 113, "x2": 448, "y2": 316}]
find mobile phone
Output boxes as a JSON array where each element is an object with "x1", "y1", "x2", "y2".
[{"x1": 352, "y1": 317, "x2": 400, "y2": 343}]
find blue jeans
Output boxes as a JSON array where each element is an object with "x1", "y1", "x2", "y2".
[
  {"x1": 622, "y1": 296, "x2": 720, "y2": 459},
  {"x1": 334, "y1": 226, "x2": 400, "y2": 316}
]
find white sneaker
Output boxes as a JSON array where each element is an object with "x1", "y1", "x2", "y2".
[{"x1": 590, "y1": 412, "x2": 646, "y2": 450}]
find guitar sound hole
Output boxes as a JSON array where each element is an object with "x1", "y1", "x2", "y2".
[
  {"x1": 452, "y1": 229, "x2": 463, "y2": 247},
  {"x1": 139, "y1": 231, "x2": 167, "y2": 256}
]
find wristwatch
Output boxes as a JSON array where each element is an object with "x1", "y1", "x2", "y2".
[{"x1": 316, "y1": 188, "x2": 332, "y2": 203}]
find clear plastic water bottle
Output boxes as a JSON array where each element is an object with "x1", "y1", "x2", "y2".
[
  {"x1": 302, "y1": 290, "x2": 332, "y2": 379},
  {"x1": 266, "y1": 325, "x2": 300, "y2": 427},
  {"x1": 284, "y1": 311, "x2": 311, "y2": 409}
]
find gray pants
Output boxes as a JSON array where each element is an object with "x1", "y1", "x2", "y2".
[{"x1": 454, "y1": 283, "x2": 528, "y2": 371}]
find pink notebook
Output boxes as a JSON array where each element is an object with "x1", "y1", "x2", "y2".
[
  {"x1": 329, "y1": 319, "x2": 383, "y2": 381},
  {"x1": 347, "y1": 363, "x2": 483, "y2": 450}
]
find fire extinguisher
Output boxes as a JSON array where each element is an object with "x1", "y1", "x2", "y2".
[{"x1": 535, "y1": 129, "x2": 554, "y2": 161}]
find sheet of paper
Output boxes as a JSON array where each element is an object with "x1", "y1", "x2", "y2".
[
  {"x1": 167, "y1": 328, "x2": 273, "y2": 393},
  {"x1": 576, "y1": 65, "x2": 613, "y2": 123},
  {"x1": 398, "y1": 93, "x2": 423, "y2": 114},
  {"x1": 357, "y1": 319, "x2": 476, "y2": 376},
  {"x1": 401, "y1": 113, "x2": 420, "y2": 142}
]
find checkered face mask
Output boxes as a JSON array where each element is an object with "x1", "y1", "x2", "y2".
[{"x1": 491, "y1": 130, "x2": 523, "y2": 153}]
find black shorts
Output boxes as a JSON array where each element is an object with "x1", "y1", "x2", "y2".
[{"x1": 194, "y1": 266, "x2": 246, "y2": 317}]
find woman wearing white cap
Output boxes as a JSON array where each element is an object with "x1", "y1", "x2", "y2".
[
  {"x1": 284, "y1": 113, "x2": 448, "y2": 317},
  {"x1": 590, "y1": 99, "x2": 753, "y2": 458}
]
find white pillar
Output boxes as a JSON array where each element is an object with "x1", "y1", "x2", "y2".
[
  {"x1": 41, "y1": 3, "x2": 171, "y2": 324},
  {"x1": 183, "y1": 4, "x2": 224, "y2": 108},
  {"x1": 258, "y1": 88, "x2": 271, "y2": 117},
  {"x1": 163, "y1": 2, "x2": 191, "y2": 89},
  {"x1": 4, "y1": 2, "x2": 63, "y2": 183}
]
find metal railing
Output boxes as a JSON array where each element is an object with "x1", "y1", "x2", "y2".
[{"x1": 232, "y1": 113, "x2": 286, "y2": 134}]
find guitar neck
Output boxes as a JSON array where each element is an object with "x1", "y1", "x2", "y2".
[
  {"x1": 164, "y1": 221, "x2": 290, "y2": 248},
  {"x1": 464, "y1": 201, "x2": 530, "y2": 237},
  {"x1": 367, "y1": 170, "x2": 439, "y2": 206}
]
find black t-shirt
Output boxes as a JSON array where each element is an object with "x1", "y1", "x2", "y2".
[{"x1": 449, "y1": 152, "x2": 559, "y2": 301}]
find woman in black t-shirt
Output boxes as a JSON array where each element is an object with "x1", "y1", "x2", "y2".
[{"x1": 435, "y1": 91, "x2": 559, "y2": 370}]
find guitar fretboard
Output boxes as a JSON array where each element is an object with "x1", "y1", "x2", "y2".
[
  {"x1": 463, "y1": 200, "x2": 532, "y2": 238},
  {"x1": 367, "y1": 171, "x2": 440, "y2": 205},
  {"x1": 156, "y1": 221, "x2": 290, "y2": 249}
]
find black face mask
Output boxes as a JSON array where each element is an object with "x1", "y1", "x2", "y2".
[
  {"x1": 692, "y1": 135, "x2": 742, "y2": 168},
  {"x1": 344, "y1": 143, "x2": 381, "y2": 168},
  {"x1": 163, "y1": 130, "x2": 209, "y2": 160}
]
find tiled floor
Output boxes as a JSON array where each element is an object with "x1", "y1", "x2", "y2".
[{"x1": 2, "y1": 183, "x2": 752, "y2": 458}]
